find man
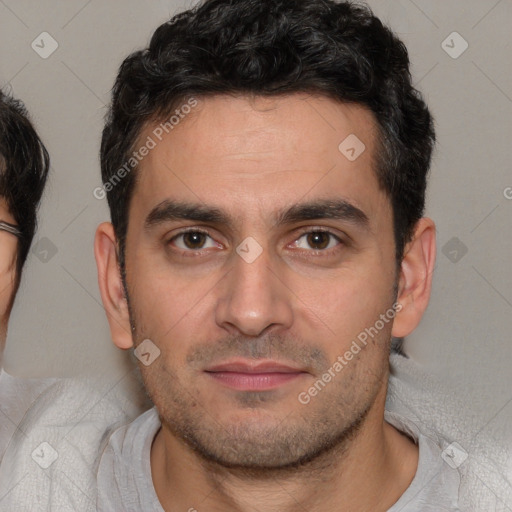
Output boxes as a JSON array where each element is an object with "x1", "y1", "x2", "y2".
[
  {"x1": 0, "y1": 89, "x2": 50, "y2": 462},
  {"x1": 94, "y1": 0, "x2": 462, "y2": 510},
  {"x1": 0, "y1": 89, "x2": 146, "y2": 511}
]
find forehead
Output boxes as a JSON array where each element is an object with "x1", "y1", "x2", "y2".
[{"x1": 131, "y1": 93, "x2": 389, "y2": 227}]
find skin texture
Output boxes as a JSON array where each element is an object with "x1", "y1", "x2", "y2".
[
  {"x1": 95, "y1": 93, "x2": 436, "y2": 511},
  {"x1": 0, "y1": 198, "x2": 18, "y2": 355}
]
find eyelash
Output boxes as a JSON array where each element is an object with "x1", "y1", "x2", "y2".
[
  {"x1": 166, "y1": 227, "x2": 344, "y2": 258},
  {"x1": 168, "y1": 228, "x2": 220, "y2": 258}
]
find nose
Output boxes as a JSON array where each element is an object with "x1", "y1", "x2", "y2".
[{"x1": 215, "y1": 243, "x2": 294, "y2": 337}]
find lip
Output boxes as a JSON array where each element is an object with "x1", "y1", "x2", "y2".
[
  {"x1": 204, "y1": 359, "x2": 308, "y2": 391},
  {"x1": 205, "y1": 359, "x2": 305, "y2": 374}
]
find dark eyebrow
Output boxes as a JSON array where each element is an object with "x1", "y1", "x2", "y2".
[
  {"x1": 144, "y1": 198, "x2": 370, "y2": 231},
  {"x1": 275, "y1": 198, "x2": 370, "y2": 230},
  {"x1": 145, "y1": 201, "x2": 230, "y2": 229}
]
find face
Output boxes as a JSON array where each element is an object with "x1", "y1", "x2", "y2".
[
  {"x1": 0, "y1": 197, "x2": 18, "y2": 349},
  {"x1": 97, "y1": 93, "x2": 434, "y2": 469}
]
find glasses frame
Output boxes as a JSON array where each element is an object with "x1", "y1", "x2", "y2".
[{"x1": 0, "y1": 221, "x2": 22, "y2": 238}]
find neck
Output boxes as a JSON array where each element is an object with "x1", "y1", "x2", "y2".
[{"x1": 150, "y1": 391, "x2": 419, "y2": 512}]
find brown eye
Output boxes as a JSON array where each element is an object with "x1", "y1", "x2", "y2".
[
  {"x1": 170, "y1": 230, "x2": 218, "y2": 251},
  {"x1": 293, "y1": 230, "x2": 341, "y2": 252},
  {"x1": 306, "y1": 232, "x2": 330, "y2": 250},
  {"x1": 182, "y1": 232, "x2": 207, "y2": 249}
]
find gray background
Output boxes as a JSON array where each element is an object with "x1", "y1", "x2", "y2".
[{"x1": 0, "y1": 0, "x2": 510, "y2": 433}]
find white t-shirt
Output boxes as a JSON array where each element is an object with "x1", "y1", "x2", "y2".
[
  {"x1": 0, "y1": 367, "x2": 149, "y2": 511},
  {"x1": 0, "y1": 369, "x2": 58, "y2": 463},
  {"x1": 96, "y1": 407, "x2": 463, "y2": 512}
]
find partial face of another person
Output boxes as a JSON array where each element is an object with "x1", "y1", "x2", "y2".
[
  {"x1": 0, "y1": 92, "x2": 49, "y2": 354},
  {"x1": 97, "y1": 94, "x2": 434, "y2": 469},
  {"x1": 0, "y1": 198, "x2": 19, "y2": 345}
]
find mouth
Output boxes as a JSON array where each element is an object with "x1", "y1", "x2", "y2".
[{"x1": 204, "y1": 359, "x2": 309, "y2": 391}]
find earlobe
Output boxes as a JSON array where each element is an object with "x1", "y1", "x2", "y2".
[
  {"x1": 392, "y1": 218, "x2": 436, "y2": 338},
  {"x1": 94, "y1": 222, "x2": 134, "y2": 350}
]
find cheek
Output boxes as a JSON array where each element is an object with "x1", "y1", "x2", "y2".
[
  {"x1": 0, "y1": 271, "x2": 15, "y2": 325},
  {"x1": 128, "y1": 259, "x2": 214, "y2": 345},
  {"x1": 0, "y1": 244, "x2": 17, "y2": 318},
  {"x1": 293, "y1": 264, "x2": 395, "y2": 357},
  {"x1": 301, "y1": 264, "x2": 392, "y2": 317}
]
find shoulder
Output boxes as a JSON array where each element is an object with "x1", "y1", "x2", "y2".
[
  {"x1": 0, "y1": 372, "x2": 149, "y2": 512},
  {"x1": 96, "y1": 408, "x2": 162, "y2": 512},
  {"x1": 385, "y1": 411, "x2": 462, "y2": 512}
]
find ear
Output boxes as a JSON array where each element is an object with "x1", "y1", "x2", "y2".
[
  {"x1": 94, "y1": 222, "x2": 133, "y2": 349},
  {"x1": 392, "y1": 217, "x2": 436, "y2": 338}
]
